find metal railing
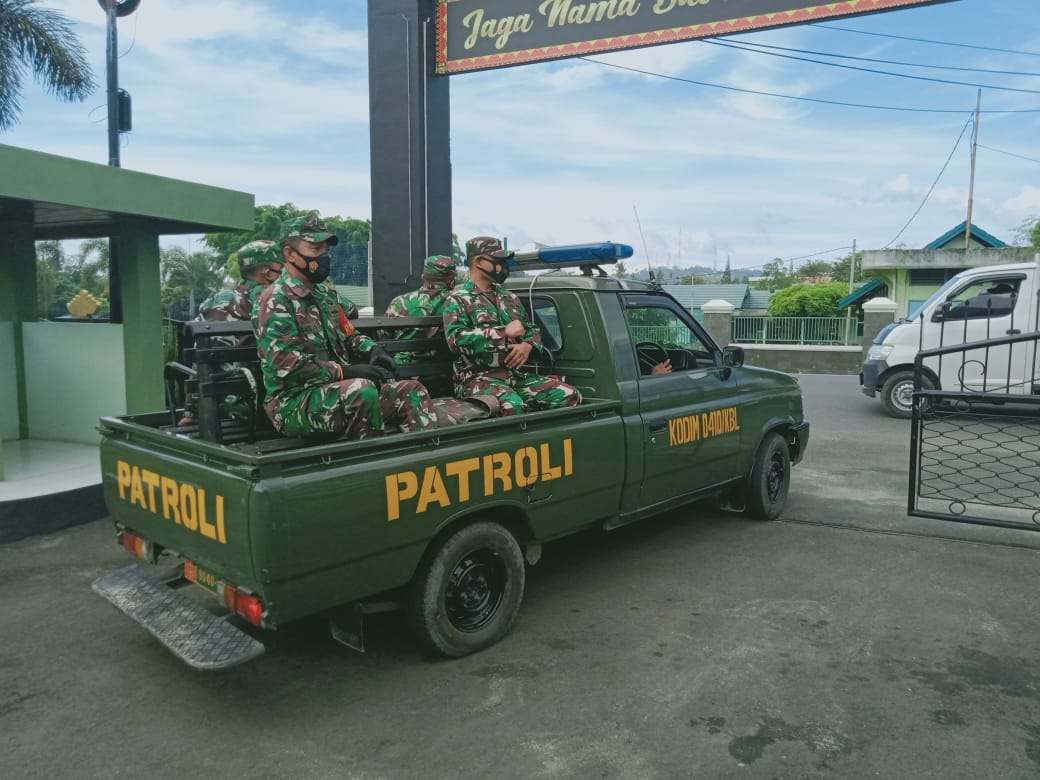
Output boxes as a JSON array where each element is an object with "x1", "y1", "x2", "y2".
[
  {"x1": 731, "y1": 316, "x2": 859, "y2": 346},
  {"x1": 629, "y1": 325, "x2": 690, "y2": 345}
]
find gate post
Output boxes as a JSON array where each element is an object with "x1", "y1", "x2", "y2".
[
  {"x1": 367, "y1": 0, "x2": 452, "y2": 312},
  {"x1": 861, "y1": 297, "x2": 898, "y2": 358},
  {"x1": 701, "y1": 299, "x2": 734, "y2": 348}
]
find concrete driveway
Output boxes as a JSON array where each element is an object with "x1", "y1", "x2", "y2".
[{"x1": 2, "y1": 374, "x2": 1039, "y2": 779}]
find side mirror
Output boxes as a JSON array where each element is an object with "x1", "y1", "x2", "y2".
[{"x1": 723, "y1": 345, "x2": 744, "y2": 367}]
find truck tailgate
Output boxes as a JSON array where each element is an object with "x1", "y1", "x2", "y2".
[{"x1": 99, "y1": 430, "x2": 258, "y2": 590}]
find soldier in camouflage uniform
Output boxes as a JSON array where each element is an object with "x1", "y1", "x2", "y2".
[
  {"x1": 384, "y1": 254, "x2": 456, "y2": 360},
  {"x1": 254, "y1": 213, "x2": 437, "y2": 439},
  {"x1": 442, "y1": 236, "x2": 582, "y2": 416},
  {"x1": 178, "y1": 240, "x2": 284, "y2": 426}
]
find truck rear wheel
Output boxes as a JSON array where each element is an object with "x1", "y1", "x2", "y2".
[
  {"x1": 881, "y1": 370, "x2": 933, "y2": 419},
  {"x1": 745, "y1": 433, "x2": 790, "y2": 521},
  {"x1": 408, "y1": 522, "x2": 525, "y2": 657}
]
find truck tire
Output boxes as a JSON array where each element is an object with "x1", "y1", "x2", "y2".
[
  {"x1": 745, "y1": 433, "x2": 790, "y2": 521},
  {"x1": 408, "y1": 522, "x2": 525, "y2": 657},
  {"x1": 881, "y1": 370, "x2": 933, "y2": 419}
]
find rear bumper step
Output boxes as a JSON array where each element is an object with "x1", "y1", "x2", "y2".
[{"x1": 93, "y1": 564, "x2": 264, "y2": 670}]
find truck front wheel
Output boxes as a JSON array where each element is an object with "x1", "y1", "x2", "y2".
[
  {"x1": 881, "y1": 370, "x2": 933, "y2": 419},
  {"x1": 408, "y1": 522, "x2": 525, "y2": 657},
  {"x1": 745, "y1": 433, "x2": 790, "y2": 521}
]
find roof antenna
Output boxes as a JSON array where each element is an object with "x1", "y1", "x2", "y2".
[{"x1": 632, "y1": 204, "x2": 657, "y2": 286}]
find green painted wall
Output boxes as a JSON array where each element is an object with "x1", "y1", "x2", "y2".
[{"x1": 23, "y1": 323, "x2": 126, "y2": 444}]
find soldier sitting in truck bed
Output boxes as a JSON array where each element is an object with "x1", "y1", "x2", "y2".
[
  {"x1": 442, "y1": 236, "x2": 581, "y2": 416},
  {"x1": 253, "y1": 213, "x2": 438, "y2": 439}
]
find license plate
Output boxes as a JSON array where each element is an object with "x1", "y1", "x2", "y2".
[{"x1": 183, "y1": 559, "x2": 219, "y2": 594}]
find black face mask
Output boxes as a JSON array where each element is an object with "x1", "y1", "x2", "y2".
[
  {"x1": 294, "y1": 250, "x2": 332, "y2": 284},
  {"x1": 481, "y1": 257, "x2": 510, "y2": 285}
]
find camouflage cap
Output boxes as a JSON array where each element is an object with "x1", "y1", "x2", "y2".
[
  {"x1": 233, "y1": 239, "x2": 282, "y2": 275},
  {"x1": 465, "y1": 236, "x2": 513, "y2": 262},
  {"x1": 422, "y1": 254, "x2": 456, "y2": 280},
  {"x1": 281, "y1": 212, "x2": 340, "y2": 246}
]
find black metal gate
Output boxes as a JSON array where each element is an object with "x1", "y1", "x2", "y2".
[{"x1": 909, "y1": 331, "x2": 1040, "y2": 531}]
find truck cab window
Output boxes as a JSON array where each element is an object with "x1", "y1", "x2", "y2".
[
  {"x1": 936, "y1": 278, "x2": 1021, "y2": 321},
  {"x1": 624, "y1": 297, "x2": 713, "y2": 376},
  {"x1": 519, "y1": 297, "x2": 563, "y2": 352}
]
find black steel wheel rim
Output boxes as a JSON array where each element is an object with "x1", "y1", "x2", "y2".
[
  {"x1": 766, "y1": 453, "x2": 786, "y2": 502},
  {"x1": 445, "y1": 550, "x2": 506, "y2": 633}
]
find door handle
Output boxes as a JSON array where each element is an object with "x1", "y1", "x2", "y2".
[
  {"x1": 649, "y1": 423, "x2": 667, "y2": 434},
  {"x1": 1007, "y1": 329, "x2": 1021, "y2": 335}
]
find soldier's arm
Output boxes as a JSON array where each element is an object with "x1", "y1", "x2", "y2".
[
  {"x1": 504, "y1": 291, "x2": 544, "y2": 353},
  {"x1": 255, "y1": 297, "x2": 343, "y2": 387},
  {"x1": 443, "y1": 294, "x2": 507, "y2": 357}
]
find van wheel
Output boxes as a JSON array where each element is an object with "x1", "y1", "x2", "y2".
[
  {"x1": 745, "y1": 433, "x2": 790, "y2": 521},
  {"x1": 408, "y1": 522, "x2": 525, "y2": 658},
  {"x1": 881, "y1": 371, "x2": 933, "y2": 419}
]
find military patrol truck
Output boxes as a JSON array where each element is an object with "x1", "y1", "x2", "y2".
[{"x1": 94, "y1": 244, "x2": 809, "y2": 668}]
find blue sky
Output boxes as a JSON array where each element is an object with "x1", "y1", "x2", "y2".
[{"x1": 5, "y1": 0, "x2": 1039, "y2": 273}]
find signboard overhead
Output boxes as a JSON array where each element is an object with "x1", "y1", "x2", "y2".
[{"x1": 436, "y1": 0, "x2": 957, "y2": 74}]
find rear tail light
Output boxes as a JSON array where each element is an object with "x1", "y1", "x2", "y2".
[
  {"x1": 217, "y1": 581, "x2": 264, "y2": 626},
  {"x1": 119, "y1": 530, "x2": 152, "y2": 562}
]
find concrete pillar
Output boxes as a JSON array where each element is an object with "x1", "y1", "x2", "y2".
[
  {"x1": 0, "y1": 208, "x2": 37, "y2": 447},
  {"x1": 118, "y1": 220, "x2": 164, "y2": 413},
  {"x1": 862, "y1": 297, "x2": 898, "y2": 357},
  {"x1": 701, "y1": 299, "x2": 734, "y2": 348}
]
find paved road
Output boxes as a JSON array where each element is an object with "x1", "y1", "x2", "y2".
[{"x1": 3, "y1": 374, "x2": 1040, "y2": 779}]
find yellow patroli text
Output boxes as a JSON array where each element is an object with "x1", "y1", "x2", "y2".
[
  {"x1": 385, "y1": 438, "x2": 574, "y2": 522},
  {"x1": 115, "y1": 460, "x2": 227, "y2": 544}
]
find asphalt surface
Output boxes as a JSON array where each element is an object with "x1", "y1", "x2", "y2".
[{"x1": 3, "y1": 374, "x2": 1040, "y2": 779}]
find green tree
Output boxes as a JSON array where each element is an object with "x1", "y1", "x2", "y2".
[
  {"x1": 720, "y1": 258, "x2": 732, "y2": 284},
  {"x1": 35, "y1": 239, "x2": 63, "y2": 317},
  {"x1": 795, "y1": 260, "x2": 832, "y2": 281},
  {"x1": 1018, "y1": 215, "x2": 1040, "y2": 247},
  {"x1": 768, "y1": 282, "x2": 848, "y2": 318},
  {"x1": 753, "y1": 258, "x2": 794, "y2": 292},
  {"x1": 161, "y1": 245, "x2": 226, "y2": 320},
  {"x1": 0, "y1": 0, "x2": 96, "y2": 131},
  {"x1": 205, "y1": 203, "x2": 373, "y2": 286}
]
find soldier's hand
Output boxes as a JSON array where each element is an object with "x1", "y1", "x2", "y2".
[
  {"x1": 368, "y1": 345, "x2": 397, "y2": 376},
  {"x1": 503, "y1": 341, "x2": 533, "y2": 370},
  {"x1": 504, "y1": 319, "x2": 525, "y2": 339}
]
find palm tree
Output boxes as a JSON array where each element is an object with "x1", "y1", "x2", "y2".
[
  {"x1": 0, "y1": 0, "x2": 96, "y2": 131},
  {"x1": 161, "y1": 246, "x2": 227, "y2": 318}
]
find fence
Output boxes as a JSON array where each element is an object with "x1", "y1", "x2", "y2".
[{"x1": 731, "y1": 316, "x2": 859, "y2": 346}]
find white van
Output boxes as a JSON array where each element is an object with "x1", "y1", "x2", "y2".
[{"x1": 860, "y1": 255, "x2": 1040, "y2": 418}]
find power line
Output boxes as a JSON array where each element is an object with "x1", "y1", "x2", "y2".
[
  {"x1": 977, "y1": 144, "x2": 1040, "y2": 166},
  {"x1": 884, "y1": 116, "x2": 973, "y2": 249},
  {"x1": 790, "y1": 245, "x2": 853, "y2": 263},
  {"x1": 813, "y1": 24, "x2": 1040, "y2": 58},
  {"x1": 717, "y1": 39, "x2": 1040, "y2": 78},
  {"x1": 579, "y1": 57, "x2": 1040, "y2": 113},
  {"x1": 705, "y1": 39, "x2": 1040, "y2": 95}
]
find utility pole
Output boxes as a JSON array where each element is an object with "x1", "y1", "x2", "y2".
[
  {"x1": 100, "y1": 0, "x2": 141, "y2": 167},
  {"x1": 845, "y1": 239, "x2": 856, "y2": 345},
  {"x1": 965, "y1": 89, "x2": 982, "y2": 250},
  {"x1": 98, "y1": 0, "x2": 142, "y2": 326}
]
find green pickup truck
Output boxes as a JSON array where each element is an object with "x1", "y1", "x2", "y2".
[{"x1": 94, "y1": 250, "x2": 809, "y2": 668}]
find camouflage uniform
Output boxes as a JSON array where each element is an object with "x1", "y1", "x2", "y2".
[
  {"x1": 443, "y1": 237, "x2": 581, "y2": 416},
  {"x1": 384, "y1": 255, "x2": 456, "y2": 366},
  {"x1": 254, "y1": 215, "x2": 437, "y2": 439}
]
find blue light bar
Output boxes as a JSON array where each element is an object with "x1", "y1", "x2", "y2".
[{"x1": 510, "y1": 242, "x2": 633, "y2": 268}]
